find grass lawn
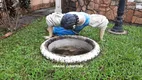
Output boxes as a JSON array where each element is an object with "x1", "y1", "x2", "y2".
[{"x1": 0, "y1": 18, "x2": 142, "y2": 80}]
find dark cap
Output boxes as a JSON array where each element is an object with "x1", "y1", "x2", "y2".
[{"x1": 61, "y1": 14, "x2": 79, "y2": 29}]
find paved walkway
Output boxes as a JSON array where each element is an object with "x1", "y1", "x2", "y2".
[{"x1": 17, "y1": 7, "x2": 55, "y2": 28}]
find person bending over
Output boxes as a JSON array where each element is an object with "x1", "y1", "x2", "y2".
[{"x1": 45, "y1": 12, "x2": 108, "y2": 40}]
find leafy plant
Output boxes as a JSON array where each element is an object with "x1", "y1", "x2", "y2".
[
  {"x1": 0, "y1": 0, "x2": 20, "y2": 31},
  {"x1": 19, "y1": 0, "x2": 30, "y2": 9},
  {"x1": 0, "y1": 0, "x2": 31, "y2": 32}
]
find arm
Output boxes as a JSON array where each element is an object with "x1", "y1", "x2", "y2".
[
  {"x1": 47, "y1": 26, "x2": 53, "y2": 37},
  {"x1": 44, "y1": 26, "x2": 53, "y2": 39},
  {"x1": 99, "y1": 27, "x2": 107, "y2": 41},
  {"x1": 44, "y1": 13, "x2": 63, "y2": 39}
]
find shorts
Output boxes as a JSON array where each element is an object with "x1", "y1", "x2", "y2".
[{"x1": 89, "y1": 14, "x2": 109, "y2": 30}]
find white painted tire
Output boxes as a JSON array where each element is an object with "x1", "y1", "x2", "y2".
[{"x1": 40, "y1": 35, "x2": 100, "y2": 63}]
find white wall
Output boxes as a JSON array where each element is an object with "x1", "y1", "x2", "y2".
[{"x1": 127, "y1": 0, "x2": 135, "y2": 2}]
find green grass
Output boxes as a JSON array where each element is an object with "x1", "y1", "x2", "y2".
[{"x1": 0, "y1": 18, "x2": 142, "y2": 80}]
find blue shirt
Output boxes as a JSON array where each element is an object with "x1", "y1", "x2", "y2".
[
  {"x1": 53, "y1": 12, "x2": 90, "y2": 36},
  {"x1": 72, "y1": 12, "x2": 90, "y2": 33}
]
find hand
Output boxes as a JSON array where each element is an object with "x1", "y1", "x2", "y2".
[
  {"x1": 43, "y1": 36, "x2": 52, "y2": 39},
  {"x1": 100, "y1": 38, "x2": 106, "y2": 42}
]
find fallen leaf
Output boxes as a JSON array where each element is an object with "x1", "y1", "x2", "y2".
[{"x1": 4, "y1": 32, "x2": 13, "y2": 37}]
